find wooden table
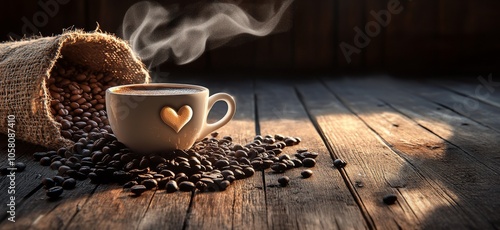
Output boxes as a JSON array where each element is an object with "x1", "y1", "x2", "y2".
[{"x1": 1, "y1": 76, "x2": 499, "y2": 229}]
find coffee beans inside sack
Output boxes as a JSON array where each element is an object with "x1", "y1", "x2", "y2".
[{"x1": 47, "y1": 59, "x2": 116, "y2": 141}]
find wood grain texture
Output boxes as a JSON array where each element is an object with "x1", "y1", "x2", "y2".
[
  {"x1": 257, "y1": 80, "x2": 367, "y2": 229},
  {"x1": 67, "y1": 184, "x2": 190, "y2": 230},
  {"x1": 409, "y1": 81, "x2": 500, "y2": 133},
  {"x1": 345, "y1": 78, "x2": 500, "y2": 174},
  {"x1": 2, "y1": 182, "x2": 97, "y2": 230},
  {"x1": 437, "y1": 79, "x2": 500, "y2": 110},
  {"x1": 326, "y1": 78, "x2": 500, "y2": 229},
  {"x1": 297, "y1": 80, "x2": 492, "y2": 229}
]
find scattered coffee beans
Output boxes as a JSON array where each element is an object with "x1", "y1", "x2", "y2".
[
  {"x1": 302, "y1": 158, "x2": 316, "y2": 167},
  {"x1": 34, "y1": 133, "x2": 318, "y2": 198},
  {"x1": 131, "y1": 185, "x2": 147, "y2": 196},
  {"x1": 179, "y1": 181, "x2": 196, "y2": 192},
  {"x1": 46, "y1": 186, "x2": 64, "y2": 198},
  {"x1": 383, "y1": 194, "x2": 398, "y2": 205},
  {"x1": 166, "y1": 181, "x2": 179, "y2": 193},
  {"x1": 333, "y1": 159, "x2": 347, "y2": 169},
  {"x1": 47, "y1": 59, "x2": 118, "y2": 142},
  {"x1": 301, "y1": 169, "x2": 313, "y2": 178},
  {"x1": 278, "y1": 176, "x2": 290, "y2": 187},
  {"x1": 14, "y1": 162, "x2": 27, "y2": 172},
  {"x1": 62, "y1": 178, "x2": 76, "y2": 190}
]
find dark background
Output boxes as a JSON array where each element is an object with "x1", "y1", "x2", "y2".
[{"x1": 1, "y1": 0, "x2": 499, "y2": 77}]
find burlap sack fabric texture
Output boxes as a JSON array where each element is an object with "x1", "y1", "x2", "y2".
[{"x1": 0, "y1": 31, "x2": 150, "y2": 149}]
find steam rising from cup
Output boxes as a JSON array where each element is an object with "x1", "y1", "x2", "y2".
[{"x1": 121, "y1": 0, "x2": 293, "y2": 68}]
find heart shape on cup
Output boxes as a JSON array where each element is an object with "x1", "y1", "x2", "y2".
[{"x1": 160, "y1": 105, "x2": 193, "y2": 133}]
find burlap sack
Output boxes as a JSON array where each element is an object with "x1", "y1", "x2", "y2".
[{"x1": 0, "y1": 31, "x2": 150, "y2": 149}]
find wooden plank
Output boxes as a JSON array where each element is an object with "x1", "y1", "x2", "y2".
[
  {"x1": 343, "y1": 78, "x2": 500, "y2": 174},
  {"x1": 406, "y1": 81, "x2": 500, "y2": 133},
  {"x1": 296, "y1": 80, "x2": 491, "y2": 229},
  {"x1": 1, "y1": 181, "x2": 97, "y2": 230},
  {"x1": 436, "y1": 78, "x2": 500, "y2": 109},
  {"x1": 66, "y1": 183, "x2": 190, "y2": 229},
  {"x1": 325, "y1": 78, "x2": 500, "y2": 228},
  {"x1": 180, "y1": 79, "x2": 268, "y2": 230},
  {"x1": 257, "y1": 80, "x2": 367, "y2": 229}
]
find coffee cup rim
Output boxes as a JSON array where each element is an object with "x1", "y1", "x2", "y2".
[{"x1": 107, "y1": 83, "x2": 208, "y2": 96}]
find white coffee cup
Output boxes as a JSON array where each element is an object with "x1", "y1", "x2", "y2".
[{"x1": 106, "y1": 83, "x2": 236, "y2": 153}]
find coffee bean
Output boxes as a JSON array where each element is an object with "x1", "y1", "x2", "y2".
[
  {"x1": 271, "y1": 163, "x2": 287, "y2": 173},
  {"x1": 14, "y1": 162, "x2": 26, "y2": 172},
  {"x1": 333, "y1": 159, "x2": 347, "y2": 169},
  {"x1": 40, "y1": 157, "x2": 52, "y2": 166},
  {"x1": 50, "y1": 161, "x2": 63, "y2": 170},
  {"x1": 291, "y1": 159, "x2": 303, "y2": 167},
  {"x1": 160, "y1": 170, "x2": 175, "y2": 178},
  {"x1": 383, "y1": 194, "x2": 397, "y2": 205},
  {"x1": 34, "y1": 152, "x2": 49, "y2": 161},
  {"x1": 284, "y1": 138, "x2": 296, "y2": 146},
  {"x1": 142, "y1": 179, "x2": 158, "y2": 190},
  {"x1": 301, "y1": 169, "x2": 313, "y2": 178},
  {"x1": 195, "y1": 181, "x2": 208, "y2": 192},
  {"x1": 42, "y1": 177, "x2": 55, "y2": 189},
  {"x1": 179, "y1": 181, "x2": 196, "y2": 192},
  {"x1": 62, "y1": 178, "x2": 77, "y2": 189},
  {"x1": 121, "y1": 181, "x2": 137, "y2": 189},
  {"x1": 302, "y1": 158, "x2": 316, "y2": 167},
  {"x1": 235, "y1": 150, "x2": 248, "y2": 158},
  {"x1": 214, "y1": 160, "x2": 230, "y2": 168},
  {"x1": 131, "y1": 185, "x2": 147, "y2": 195},
  {"x1": 53, "y1": 176, "x2": 65, "y2": 186},
  {"x1": 58, "y1": 165, "x2": 71, "y2": 175},
  {"x1": 166, "y1": 180, "x2": 179, "y2": 193},
  {"x1": 242, "y1": 167, "x2": 255, "y2": 177},
  {"x1": 278, "y1": 176, "x2": 290, "y2": 187},
  {"x1": 217, "y1": 180, "x2": 230, "y2": 191},
  {"x1": 302, "y1": 152, "x2": 319, "y2": 159},
  {"x1": 47, "y1": 186, "x2": 64, "y2": 198}
]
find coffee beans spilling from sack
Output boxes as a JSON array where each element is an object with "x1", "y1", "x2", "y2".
[
  {"x1": 47, "y1": 59, "x2": 117, "y2": 142},
  {"x1": 34, "y1": 133, "x2": 319, "y2": 198}
]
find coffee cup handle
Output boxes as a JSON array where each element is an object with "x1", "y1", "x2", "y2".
[{"x1": 198, "y1": 93, "x2": 236, "y2": 140}]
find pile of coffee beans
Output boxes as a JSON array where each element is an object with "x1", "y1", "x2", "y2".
[
  {"x1": 47, "y1": 59, "x2": 119, "y2": 141},
  {"x1": 34, "y1": 132, "x2": 318, "y2": 197}
]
